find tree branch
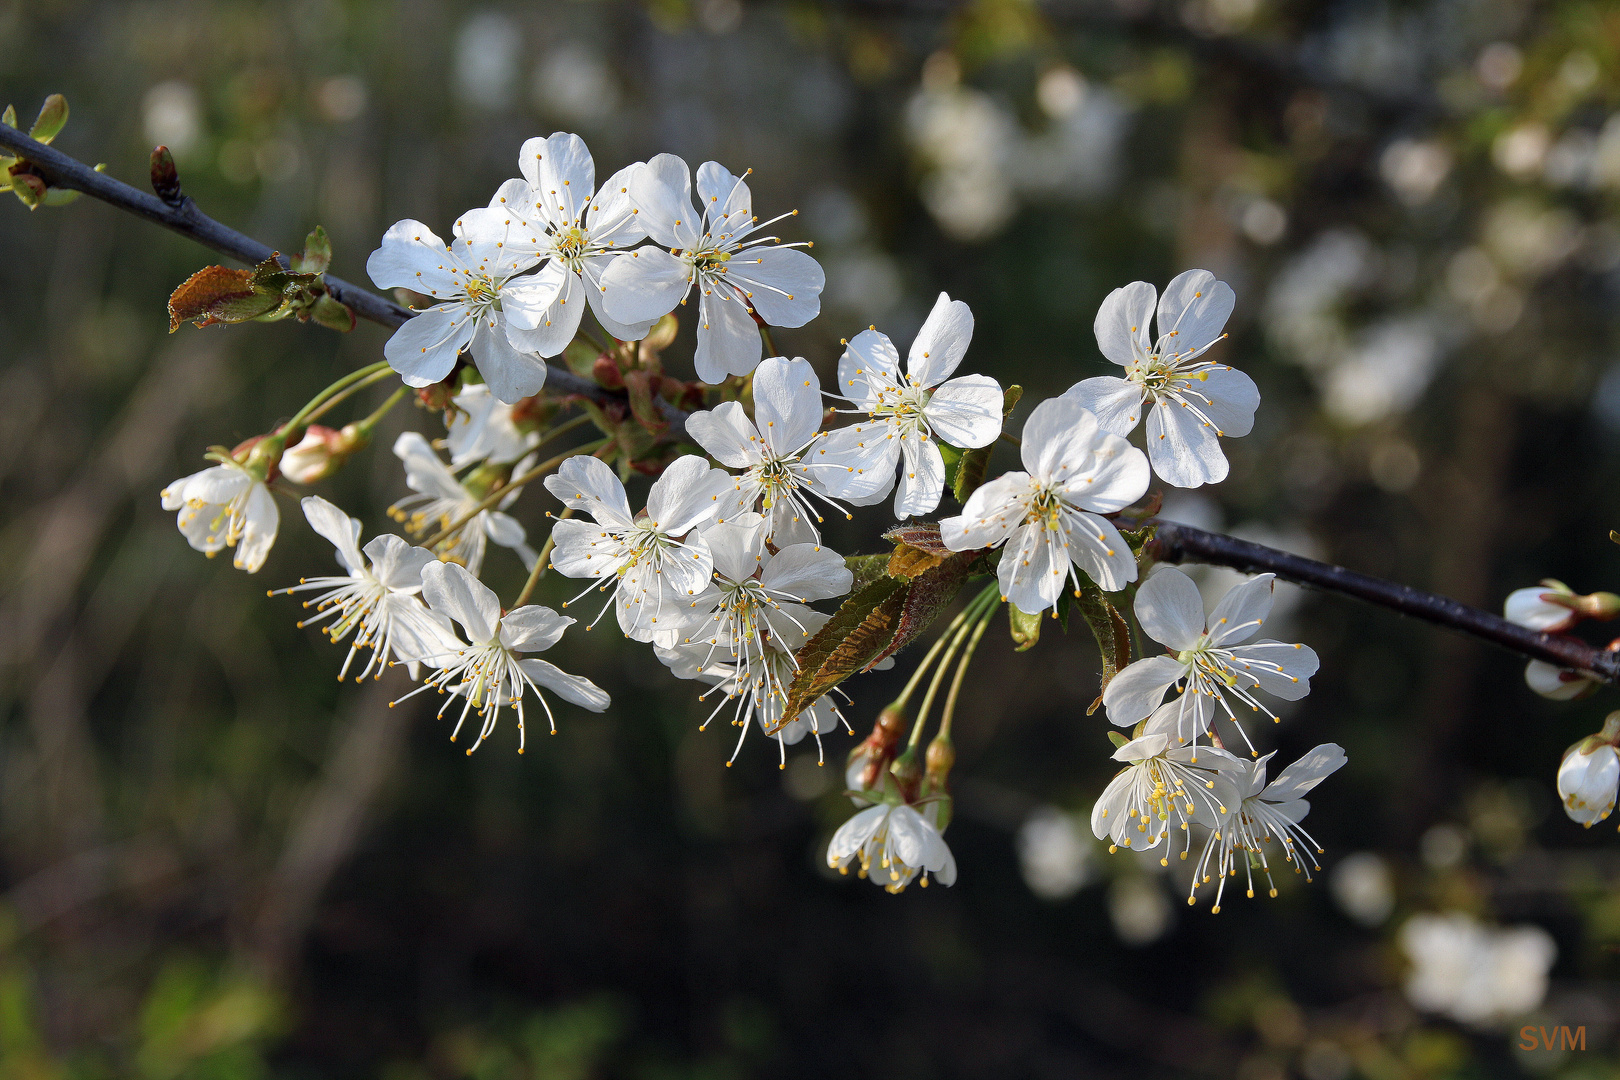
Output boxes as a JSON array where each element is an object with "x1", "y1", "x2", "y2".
[
  {"x1": 1149, "y1": 519, "x2": 1620, "y2": 683},
  {"x1": 0, "y1": 124, "x2": 691, "y2": 439}
]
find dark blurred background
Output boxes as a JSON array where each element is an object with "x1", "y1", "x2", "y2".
[{"x1": 4, "y1": 0, "x2": 1620, "y2": 1076}]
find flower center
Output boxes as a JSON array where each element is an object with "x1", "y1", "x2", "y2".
[
  {"x1": 462, "y1": 274, "x2": 501, "y2": 308},
  {"x1": 554, "y1": 226, "x2": 588, "y2": 263}
]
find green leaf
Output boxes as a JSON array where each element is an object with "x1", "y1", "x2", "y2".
[
  {"x1": 1008, "y1": 603, "x2": 1042, "y2": 652},
  {"x1": 1075, "y1": 585, "x2": 1133, "y2": 715},
  {"x1": 309, "y1": 293, "x2": 355, "y2": 332},
  {"x1": 845, "y1": 553, "x2": 892, "y2": 594},
  {"x1": 778, "y1": 574, "x2": 909, "y2": 725},
  {"x1": 938, "y1": 441, "x2": 964, "y2": 491},
  {"x1": 292, "y1": 225, "x2": 332, "y2": 275},
  {"x1": 950, "y1": 384, "x2": 1022, "y2": 504},
  {"x1": 27, "y1": 94, "x2": 67, "y2": 144},
  {"x1": 1107, "y1": 731, "x2": 1128, "y2": 750}
]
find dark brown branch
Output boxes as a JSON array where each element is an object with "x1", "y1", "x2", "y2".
[
  {"x1": 1149, "y1": 519, "x2": 1620, "y2": 683},
  {"x1": 0, "y1": 123, "x2": 691, "y2": 439}
]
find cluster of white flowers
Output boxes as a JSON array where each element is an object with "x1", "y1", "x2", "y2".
[{"x1": 159, "y1": 128, "x2": 1451, "y2": 906}]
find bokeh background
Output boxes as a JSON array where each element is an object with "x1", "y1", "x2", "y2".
[{"x1": 3, "y1": 0, "x2": 1620, "y2": 1076}]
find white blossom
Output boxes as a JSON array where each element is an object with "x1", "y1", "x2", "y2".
[
  {"x1": 1504, "y1": 583, "x2": 1577, "y2": 632},
  {"x1": 1064, "y1": 269, "x2": 1259, "y2": 488},
  {"x1": 1102, "y1": 567, "x2": 1318, "y2": 748},
  {"x1": 502, "y1": 132, "x2": 658, "y2": 347},
  {"x1": 161, "y1": 458, "x2": 279, "y2": 573},
  {"x1": 446, "y1": 382, "x2": 540, "y2": 467},
  {"x1": 815, "y1": 292, "x2": 1003, "y2": 518},
  {"x1": 1187, "y1": 743, "x2": 1347, "y2": 912},
  {"x1": 365, "y1": 203, "x2": 557, "y2": 403},
  {"x1": 1557, "y1": 738, "x2": 1619, "y2": 826},
  {"x1": 1525, "y1": 659, "x2": 1598, "y2": 700},
  {"x1": 827, "y1": 802, "x2": 957, "y2": 892},
  {"x1": 543, "y1": 453, "x2": 733, "y2": 641},
  {"x1": 686, "y1": 356, "x2": 848, "y2": 546},
  {"x1": 938, "y1": 396, "x2": 1149, "y2": 610},
  {"x1": 272, "y1": 496, "x2": 457, "y2": 680},
  {"x1": 1089, "y1": 732, "x2": 1246, "y2": 856},
  {"x1": 1400, "y1": 912, "x2": 1556, "y2": 1027},
  {"x1": 599, "y1": 156, "x2": 823, "y2": 383},
  {"x1": 389, "y1": 431, "x2": 537, "y2": 577},
  {"x1": 654, "y1": 513, "x2": 853, "y2": 765},
  {"x1": 397, "y1": 561, "x2": 610, "y2": 752}
]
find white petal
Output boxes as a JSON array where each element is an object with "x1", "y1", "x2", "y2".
[
  {"x1": 1061, "y1": 377, "x2": 1145, "y2": 437},
  {"x1": 629, "y1": 153, "x2": 702, "y2": 249},
  {"x1": 893, "y1": 433, "x2": 944, "y2": 518},
  {"x1": 519, "y1": 657, "x2": 611, "y2": 712},
  {"x1": 924, "y1": 375, "x2": 1003, "y2": 449},
  {"x1": 886, "y1": 805, "x2": 931, "y2": 868},
  {"x1": 598, "y1": 246, "x2": 691, "y2": 326},
  {"x1": 393, "y1": 431, "x2": 465, "y2": 501},
  {"x1": 907, "y1": 292, "x2": 974, "y2": 387},
  {"x1": 1133, "y1": 567, "x2": 1205, "y2": 651},
  {"x1": 695, "y1": 160, "x2": 753, "y2": 238},
  {"x1": 753, "y1": 356, "x2": 823, "y2": 457},
  {"x1": 733, "y1": 246, "x2": 822, "y2": 328},
  {"x1": 1205, "y1": 573, "x2": 1275, "y2": 646},
  {"x1": 586, "y1": 162, "x2": 648, "y2": 249},
  {"x1": 1526, "y1": 660, "x2": 1594, "y2": 700},
  {"x1": 542, "y1": 455, "x2": 635, "y2": 528},
  {"x1": 1145, "y1": 399, "x2": 1228, "y2": 488},
  {"x1": 1226, "y1": 640, "x2": 1319, "y2": 699},
  {"x1": 1187, "y1": 366, "x2": 1259, "y2": 438},
  {"x1": 532, "y1": 132, "x2": 595, "y2": 228},
  {"x1": 684, "y1": 400, "x2": 764, "y2": 469},
  {"x1": 384, "y1": 305, "x2": 472, "y2": 388},
  {"x1": 1058, "y1": 510, "x2": 1138, "y2": 593},
  {"x1": 694, "y1": 286, "x2": 761, "y2": 383},
  {"x1": 646, "y1": 455, "x2": 733, "y2": 536},
  {"x1": 828, "y1": 805, "x2": 889, "y2": 863},
  {"x1": 1111, "y1": 733, "x2": 1170, "y2": 761},
  {"x1": 300, "y1": 495, "x2": 364, "y2": 575},
  {"x1": 547, "y1": 517, "x2": 624, "y2": 580},
  {"x1": 581, "y1": 257, "x2": 655, "y2": 341},
  {"x1": 1102, "y1": 655, "x2": 1187, "y2": 728},
  {"x1": 470, "y1": 317, "x2": 548, "y2": 404},
  {"x1": 1090, "y1": 769, "x2": 1136, "y2": 838},
  {"x1": 761, "y1": 543, "x2": 852, "y2": 601},
  {"x1": 702, "y1": 515, "x2": 768, "y2": 583},
  {"x1": 233, "y1": 482, "x2": 279, "y2": 573},
  {"x1": 1156, "y1": 269, "x2": 1234, "y2": 357},
  {"x1": 367, "y1": 219, "x2": 460, "y2": 295},
  {"x1": 1141, "y1": 690, "x2": 1214, "y2": 746},
  {"x1": 807, "y1": 422, "x2": 899, "y2": 502},
  {"x1": 1505, "y1": 587, "x2": 1575, "y2": 631},
  {"x1": 997, "y1": 522, "x2": 1065, "y2": 614},
  {"x1": 1262, "y1": 743, "x2": 1347, "y2": 804},
  {"x1": 500, "y1": 260, "x2": 571, "y2": 333},
  {"x1": 364, "y1": 534, "x2": 434, "y2": 591},
  {"x1": 939, "y1": 472, "x2": 1028, "y2": 551},
  {"x1": 1093, "y1": 280, "x2": 1156, "y2": 367},
  {"x1": 499, "y1": 604, "x2": 575, "y2": 652},
  {"x1": 421, "y1": 560, "x2": 501, "y2": 644},
  {"x1": 836, "y1": 329, "x2": 900, "y2": 411}
]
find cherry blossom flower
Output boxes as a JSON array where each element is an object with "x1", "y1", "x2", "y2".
[
  {"x1": 396, "y1": 561, "x2": 609, "y2": 752},
  {"x1": 938, "y1": 396, "x2": 1150, "y2": 609},
  {"x1": 161, "y1": 458, "x2": 279, "y2": 573},
  {"x1": 445, "y1": 382, "x2": 539, "y2": 467},
  {"x1": 1558, "y1": 733, "x2": 1619, "y2": 827},
  {"x1": 389, "y1": 432, "x2": 537, "y2": 577},
  {"x1": 543, "y1": 453, "x2": 733, "y2": 641},
  {"x1": 502, "y1": 132, "x2": 657, "y2": 348},
  {"x1": 271, "y1": 496, "x2": 457, "y2": 680},
  {"x1": 1089, "y1": 732, "x2": 1246, "y2": 856},
  {"x1": 827, "y1": 801, "x2": 957, "y2": 892},
  {"x1": 599, "y1": 156, "x2": 823, "y2": 383},
  {"x1": 815, "y1": 292, "x2": 1004, "y2": 518},
  {"x1": 1187, "y1": 743, "x2": 1346, "y2": 912},
  {"x1": 1064, "y1": 269, "x2": 1259, "y2": 488},
  {"x1": 1504, "y1": 582, "x2": 1578, "y2": 633},
  {"x1": 1102, "y1": 568, "x2": 1318, "y2": 749},
  {"x1": 687, "y1": 356, "x2": 849, "y2": 546},
  {"x1": 365, "y1": 208, "x2": 557, "y2": 403},
  {"x1": 654, "y1": 513, "x2": 852, "y2": 764}
]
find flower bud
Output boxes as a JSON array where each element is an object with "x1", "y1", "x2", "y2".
[
  {"x1": 889, "y1": 747, "x2": 923, "y2": 803},
  {"x1": 1524, "y1": 660, "x2": 1599, "y2": 701},
  {"x1": 1505, "y1": 581, "x2": 1578, "y2": 633},
  {"x1": 847, "y1": 704, "x2": 908, "y2": 793},
  {"x1": 1575, "y1": 592, "x2": 1620, "y2": 621},
  {"x1": 280, "y1": 422, "x2": 371, "y2": 484},
  {"x1": 923, "y1": 733, "x2": 955, "y2": 793},
  {"x1": 1558, "y1": 737, "x2": 1620, "y2": 826}
]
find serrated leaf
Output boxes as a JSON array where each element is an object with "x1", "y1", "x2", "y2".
[
  {"x1": 846, "y1": 553, "x2": 893, "y2": 593},
  {"x1": 1008, "y1": 603, "x2": 1042, "y2": 651},
  {"x1": 167, "y1": 265, "x2": 282, "y2": 331},
  {"x1": 951, "y1": 384, "x2": 1023, "y2": 504},
  {"x1": 869, "y1": 550, "x2": 979, "y2": 670},
  {"x1": 28, "y1": 95, "x2": 67, "y2": 144},
  {"x1": 1076, "y1": 586, "x2": 1133, "y2": 715},
  {"x1": 777, "y1": 574, "x2": 909, "y2": 727}
]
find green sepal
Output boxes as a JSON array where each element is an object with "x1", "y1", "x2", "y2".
[
  {"x1": 291, "y1": 225, "x2": 333, "y2": 275},
  {"x1": 1106, "y1": 731, "x2": 1129, "y2": 750},
  {"x1": 1007, "y1": 602, "x2": 1042, "y2": 652}
]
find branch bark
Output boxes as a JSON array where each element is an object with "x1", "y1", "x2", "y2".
[
  {"x1": 1149, "y1": 519, "x2": 1620, "y2": 683},
  {"x1": 0, "y1": 124, "x2": 691, "y2": 439}
]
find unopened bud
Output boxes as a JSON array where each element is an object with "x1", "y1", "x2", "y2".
[
  {"x1": 922, "y1": 733, "x2": 954, "y2": 801},
  {"x1": 592, "y1": 352, "x2": 625, "y2": 389},
  {"x1": 1559, "y1": 735, "x2": 1620, "y2": 827},
  {"x1": 890, "y1": 747, "x2": 922, "y2": 803},
  {"x1": 280, "y1": 422, "x2": 372, "y2": 484},
  {"x1": 1505, "y1": 581, "x2": 1578, "y2": 633},
  {"x1": 1576, "y1": 592, "x2": 1620, "y2": 621},
  {"x1": 150, "y1": 145, "x2": 182, "y2": 205},
  {"x1": 1524, "y1": 659, "x2": 1600, "y2": 701}
]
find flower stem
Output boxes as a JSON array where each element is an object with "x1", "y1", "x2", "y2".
[
  {"x1": 512, "y1": 508, "x2": 575, "y2": 609},
  {"x1": 937, "y1": 602, "x2": 995, "y2": 744},
  {"x1": 422, "y1": 437, "x2": 608, "y2": 549},
  {"x1": 759, "y1": 324, "x2": 778, "y2": 358},
  {"x1": 998, "y1": 430, "x2": 1022, "y2": 449},
  {"x1": 303, "y1": 367, "x2": 401, "y2": 428},
  {"x1": 283, "y1": 360, "x2": 392, "y2": 435},
  {"x1": 893, "y1": 581, "x2": 998, "y2": 712},
  {"x1": 909, "y1": 586, "x2": 1000, "y2": 748},
  {"x1": 352, "y1": 385, "x2": 410, "y2": 434}
]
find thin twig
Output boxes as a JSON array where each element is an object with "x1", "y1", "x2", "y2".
[
  {"x1": 0, "y1": 124, "x2": 691, "y2": 438},
  {"x1": 1149, "y1": 519, "x2": 1620, "y2": 683}
]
